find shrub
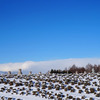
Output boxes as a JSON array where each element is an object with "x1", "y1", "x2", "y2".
[
  {"x1": 90, "y1": 88, "x2": 95, "y2": 93},
  {"x1": 78, "y1": 89, "x2": 83, "y2": 93},
  {"x1": 48, "y1": 86, "x2": 52, "y2": 90},
  {"x1": 64, "y1": 87, "x2": 67, "y2": 91},
  {"x1": 89, "y1": 97, "x2": 94, "y2": 100},
  {"x1": 67, "y1": 86, "x2": 72, "y2": 90},
  {"x1": 9, "y1": 81, "x2": 13, "y2": 86},
  {"x1": 68, "y1": 96, "x2": 73, "y2": 99},
  {"x1": 96, "y1": 93, "x2": 100, "y2": 97},
  {"x1": 71, "y1": 88, "x2": 75, "y2": 92}
]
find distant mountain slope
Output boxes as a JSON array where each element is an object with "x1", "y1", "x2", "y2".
[{"x1": 0, "y1": 58, "x2": 100, "y2": 74}]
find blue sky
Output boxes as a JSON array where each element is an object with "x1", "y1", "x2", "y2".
[{"x1": 0, "y1": 0, "x2": 100, "y2": 63}]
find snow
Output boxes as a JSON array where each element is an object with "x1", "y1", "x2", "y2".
[
  {"x1": 0, "y1": 73, "x2": 100, "y2": 100},
  {"x1": 0, "y1": 58, "x2": 100, "y2": 73}
]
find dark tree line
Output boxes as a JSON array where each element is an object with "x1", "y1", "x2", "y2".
[{"x1": 50, "y1": 64, "x2": 100, "y2": 74}]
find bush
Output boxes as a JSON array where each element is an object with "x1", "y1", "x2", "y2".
[
  {"x1": 90, "y1": 88, "x2": 95, "y2": 93},
  {"x1": 78, "y1": 89, "x2": 83, "y2": 93},
  {"x1": 9, "y1": 81, "x2": 13, "y2": 86},
  {"x1": 64, "y1": 87, "x2": 67, "y2": 91},
  {"x1": 68, "y1": 96, "x2": 73, "y2": 99},
  {"x1": 96, "y1": 93, "x2": 100, "y2": 97},
  {"x1": 89, "y1": 97, "x2": 94, "y2": 100},
  {"x1": 67, "y1": 86, "x2": 72, "y2": 90}
]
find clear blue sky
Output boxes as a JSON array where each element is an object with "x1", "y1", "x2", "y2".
[{"x1": 0, "y1": 0, "x2": 100, "y2": 63}]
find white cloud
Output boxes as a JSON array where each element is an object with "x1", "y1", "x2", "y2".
[{"x1": 0, "y1": 58, "x2": 100, "y2": 74}]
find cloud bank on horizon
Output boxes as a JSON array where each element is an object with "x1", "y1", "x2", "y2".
[{"x1": 0, "y1": 58, "x2": 100, "y2": 73}]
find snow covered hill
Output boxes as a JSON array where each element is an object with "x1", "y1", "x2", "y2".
[
  {"x1": 0, "y1": 72, "x2": 100, "y2": 100},
  {"x1": 0, "y1": 58, "x2": 100, "y2": 74}
]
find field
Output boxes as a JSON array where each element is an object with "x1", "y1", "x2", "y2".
[{"x1": 0, "y1": 72, "x2": 100, "y2": 100}]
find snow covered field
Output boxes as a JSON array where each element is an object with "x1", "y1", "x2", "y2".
[{"x1": 0, "y1": 72, "x2": 100, "y2": 100}]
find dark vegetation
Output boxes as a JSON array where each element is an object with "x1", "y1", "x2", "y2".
[
  {"x1": 50, "y1": 64, "x2": 100, "y2": 74},
  {"x1": 0, "y1": 68, "x2": 100, "y2": 99}
]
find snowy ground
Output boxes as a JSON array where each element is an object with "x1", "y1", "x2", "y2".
[{"x1": 0, "y1": 72, "x2": 100, "y2": 100}]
